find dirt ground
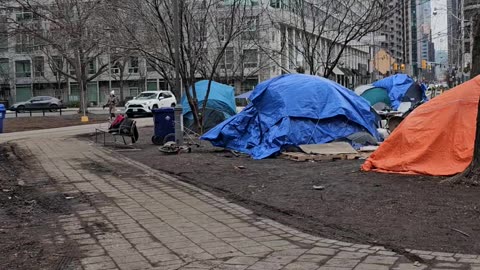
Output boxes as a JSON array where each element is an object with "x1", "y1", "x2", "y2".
[
  {"x1": 3, "y1": 113, "x2": 108, "y2": 133},
  {"x1": 0, "y1": 144, "x2": 80, "y2": 269},
  {"x1": 87, "y1": 126, "x2": 480, "y2": 255}
]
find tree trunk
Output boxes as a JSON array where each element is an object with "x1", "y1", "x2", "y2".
[
  {"x1": 442, "y1": 97, "x2": 480, "y2": 185},
  {"x1": 471, "y1": 13, "x2": 480, "y2": 78}
]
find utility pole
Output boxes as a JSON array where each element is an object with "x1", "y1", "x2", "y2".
[{"x1": 173, "y1": 0, "x2": 184, "y2": 145}]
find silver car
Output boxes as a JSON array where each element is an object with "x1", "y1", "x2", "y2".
[{"x1": 9, "y1": 96, "x2": 64, "y2": 112}]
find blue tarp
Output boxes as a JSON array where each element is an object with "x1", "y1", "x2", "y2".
[
  {"x1": 201, "y1": 74, "x2": 381, "y2": 159},
  {"x1": 235, "y1": 90, "x2": 253, "y2": 99},
  {"x1": 373, "y1": 74, "x2": 427, "y2": 110},
  {"x1": 182, "y1": 80, "x2": 236, "y2": 130}
]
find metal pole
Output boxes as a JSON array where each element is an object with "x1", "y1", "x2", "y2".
[{"x1": 173, "y1": 0, "x2": 184, "y2": 145}]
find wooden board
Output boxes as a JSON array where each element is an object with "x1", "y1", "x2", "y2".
[{"x1": 298, "y1": 142, "x2": 358, "y2": 155}]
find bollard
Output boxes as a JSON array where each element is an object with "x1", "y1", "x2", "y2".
[
  {"x1": 174, "y1": 105, "x2": 184, "y2": 145},
  {"x1": 0, "y1": 104, "x2": 5, "y2": 133}
]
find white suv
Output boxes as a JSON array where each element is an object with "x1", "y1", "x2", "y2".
[{"x1": 125, "y1": 91, "x2": 177, "y2": 118}]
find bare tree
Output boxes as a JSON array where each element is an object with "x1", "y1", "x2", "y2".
[
  {"x1": 471, "y1": 13, "x2": 480, "y2": 78},
  {"x1": 108, "y1": 0, "x2": 257, "y2": 133},
  {"x1": 260, "y1": 0, "x2": 390, "y2": 78},
  {"x1": 2, "y1": 0, "x2": 112, "y2": 113}
]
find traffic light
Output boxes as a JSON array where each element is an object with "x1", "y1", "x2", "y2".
[
  {"x1": 393, "y1": 63, "x2": 398, "y2": 71},
  {"x1": 421, "y1": 60, "x2": 427, "y2": 69},
  {"x1": 401, "y1": 64, "x2": 405, "y2": 71}
]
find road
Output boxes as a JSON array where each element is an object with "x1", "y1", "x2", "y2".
[{"x1": 5, "y1": 107, "x2": 126, "y2": 119}]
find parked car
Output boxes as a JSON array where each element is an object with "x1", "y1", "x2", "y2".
[
  {"x1": 9, "y1": 96, "x2": 64, "y2": 113},
  {"x1": 124, "y1": 91, "x2": 177, "y2": 118}
]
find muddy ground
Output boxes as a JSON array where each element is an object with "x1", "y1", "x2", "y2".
[
  {"x1": 0, "y1": 144, "x2": 80, "y2": 269},
  {"x1": 4, "y1": 113, "x2": 108, "y2": 133},
  {"x1": 87, "y1": 126, "x2": 480, "y2": 255}
]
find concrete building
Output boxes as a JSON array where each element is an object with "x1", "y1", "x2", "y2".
[
  {"x1": 447, "y1": 0, "x2": 478, "y2": 84},
  {"x1": 0, "y1": 0, "x2": 373, "y2": 106},
  {"x1": 379, "y1": 0, "x2": 408, "y2": 63}
]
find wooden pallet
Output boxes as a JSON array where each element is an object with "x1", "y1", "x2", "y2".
[{"x1": 281, "y1": 151, "x2": 372, "y2": 162}]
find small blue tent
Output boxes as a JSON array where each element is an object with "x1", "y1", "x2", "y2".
[
  {"x1": 201, "y1": 74, "x2": 381, "y2": 159},
  {"x1": 372, "y1": 74, "x2": 427, "y2": 110},
  {"x1": 182, "y1": 80, "x2": 236, "y2": 131}
]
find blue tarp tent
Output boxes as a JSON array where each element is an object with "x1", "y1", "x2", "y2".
[
  {"x1": 201, "y1": 74, "x2": 381, "y2": 159},
  {"x1": 372, "y1": 74, "x2": 427, "y2": 110},
  {"x1": 182, "y1": 80, "x2": 236, "y2": 131}
]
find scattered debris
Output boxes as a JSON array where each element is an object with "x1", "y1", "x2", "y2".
[
  {"x1": 281, "y1": 152, "x2": 373, "y2": 162},
  {"x1": 234, "y1": 166, "x2": 246, "y2": 170},
  {"x1": 17, "y1": 180, "x2": 26, "y2": 186},
  {"x1": 413, "y1": 261, "x2": 421, "y2": 267},
  {"x1": 158, "y1": 141, "x2": 191, "y2": 154},
  {"x1": 313, "y1": 185, "x2": 325, "y2": 190},
  {"x1": 451, "y1": 228, "x2": 470, "y2": 237}
]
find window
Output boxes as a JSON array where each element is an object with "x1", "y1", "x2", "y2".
[
  {"x1": 0, "y1": 59, "x2": 9, "y2": 76},
  {"x1": 129, "y1": 87, "x2": 139, "y2": 97},
  {"x1": 243, "y1": 49, "x2": 258, "y2": 68},
  {"x1": 242, "y1": 18, "x2": 257, "y2": 40},
  {"x1": 219, "y1": 47, "x2": 234, "y2": 70},
  {"x1": 110, "y1": 55, "x2": 121, "y2": 74},
  {"x1": 16, "y1": 8, "x2": 33, "y2": 21},
  {"x1": 128, "y1": 56, "x2": 139, "y2": 74},
  {"x1": 15, "y1": 33, "x2": 33, "y2": 53},
  {"x1": 52, "y1": 56, "x2": 63, "y2": 77},
  {"x1": 88, "y1": 60, "x2": 96, "y2": 75},
  {"x1": 146, "y1": 59, "x2": 156, "y2": 72},
  {"x1": 69, "y1": 63, "x2": 76, "y2": 76},
  {"x1": 33, "y1": 56, "x2": 44, "y2": 77},
  {"x1": 15, "y1": 60, "x2": 31, "y2": 78},
  {"x1": 0, "y1": 15, "x2": 7, "y2": 53},
  {"x1": 147, "y1": 80, "x2": 157, "y2": 91}
]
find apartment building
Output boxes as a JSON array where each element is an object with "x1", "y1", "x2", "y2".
[{"x1": 0, "y1": 0, "x2": 373, "y2": 106}]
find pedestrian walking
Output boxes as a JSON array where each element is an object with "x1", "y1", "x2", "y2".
[{"x1": 103, "y1": 91, "x2": 118, "y2": 120}]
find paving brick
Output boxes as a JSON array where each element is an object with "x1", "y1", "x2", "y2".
[
  {"x1": 283, "y1": 261, "x2": 319, "y2": 270},
  {"x1": 325, "y1": 258, "x2": 361, "y2": 268},
  {"x1": 246, "y1": 261, "x2": 285, "y2": 270},
  {"x1": 307, "y1": 247, "x2": 337, "y2": 255},
  {"x1": 297, "y1": 254, "x2": 328, "y2": 263},
  {"x1": 225, "y1": 256, "x2": 260, "y2": 265},
  {"x1": 434, "y1": 262, "x2": 464, "y2": 268},
  {"x1": 354, "y1": 263, "x2": 389, "y2": 270},
  {"x1": 363, "y1": 255, "x2": 399, "y2": 265},
  {"x1": 392, "y1": 263, "x2": 427, "y2": 270}
]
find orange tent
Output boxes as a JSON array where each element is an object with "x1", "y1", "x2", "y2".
[{"x1": 362, "y1": 76, "x2": 480, "y2": 176}]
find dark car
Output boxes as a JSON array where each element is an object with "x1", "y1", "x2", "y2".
[{"x1": 9, "y1": 96, "x2": 64, "y2": 112}]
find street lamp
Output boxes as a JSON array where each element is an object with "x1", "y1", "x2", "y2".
[{"x1": 173, "y1": 0, "x2": 184, "y2": 145}]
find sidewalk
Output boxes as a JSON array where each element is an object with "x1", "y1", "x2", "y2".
[
  {"x1": 7, "y1": 134, "x2": 480, "y2": 269},
  {"x1": 0, "y1": 117, "x2": 152, "y2": 143}
]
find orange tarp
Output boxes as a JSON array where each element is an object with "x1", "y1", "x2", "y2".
[{"x1": 362, "y1": 76, "x2": 480, "y2": 176}]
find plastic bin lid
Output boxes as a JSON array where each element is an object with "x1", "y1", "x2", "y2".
[{"x1": 152, "y1": 107, "x2": 174, "y2": 113}]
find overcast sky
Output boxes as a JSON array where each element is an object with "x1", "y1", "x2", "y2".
[{"x1": 431, "y1": 0, "x2": 448, "y2": 51}]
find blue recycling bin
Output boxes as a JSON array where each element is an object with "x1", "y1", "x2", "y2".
[
  {"x1": 151, "y1": 107, "x2": 175, "y2": 145},
  {"x1": 0, "y1": 104, "x2": 5, "y2": 134}
]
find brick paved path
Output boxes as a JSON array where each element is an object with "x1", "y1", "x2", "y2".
[{"x1": 19, "y1": 137, "x2": 480, "y2": 270}]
